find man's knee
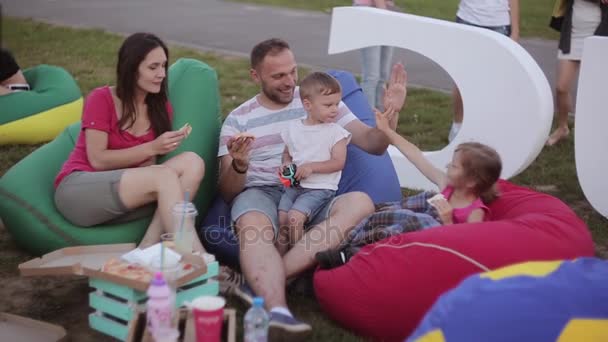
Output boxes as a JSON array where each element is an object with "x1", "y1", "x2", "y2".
[{"x1": 235, "y1": 211, "x2": 275, "y2": 243}]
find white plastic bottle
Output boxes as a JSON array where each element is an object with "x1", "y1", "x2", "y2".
[
  {"x1": 146, "y1": 272, "x2": 178, "y2": 341},
  {"x1": 244, "y1": 297, "x2": 270, "y2": 342}
]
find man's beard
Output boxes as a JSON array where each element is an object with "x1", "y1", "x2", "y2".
[{"x1": 262, "y1": 84, "x2": 294, "y2": 105}]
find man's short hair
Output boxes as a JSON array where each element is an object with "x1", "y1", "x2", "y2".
[
  {"x1": 250, "y1": 38, "x2": 290, "y2": 69},
  {"x1": 299, "y1": 72, "x2": 342, "y2": 101},
  {"x1": 0, "y1": 48, "x2": 21, "y2": 82}
]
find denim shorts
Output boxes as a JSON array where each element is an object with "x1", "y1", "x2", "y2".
[
  {"x1": 278, "y1": 187, "x2": 336, "y2": 219},
  {"x1": 456, "y1": 16, "x2": 511, "y2": 37},
  {"x1": 230, "y1": 185, "x2": 338, "y2": 236}
]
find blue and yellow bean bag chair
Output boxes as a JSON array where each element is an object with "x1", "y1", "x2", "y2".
[
  {"x1": 0, "y1": 65, "x2": 83, "y2": 145},
  {"x1": 0, "y1": 58, "x2": 221, "y2": 256},
  {"x1": 408, "y1": 258, "x2": 608, "y2": 342}
]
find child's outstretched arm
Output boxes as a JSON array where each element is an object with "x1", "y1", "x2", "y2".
[
  {"x1": 295, "y1": 138, "x2": 348, "y2": 180},
  {"x1": 375, "y1": 109, "x2": 448, "y2": 189}
]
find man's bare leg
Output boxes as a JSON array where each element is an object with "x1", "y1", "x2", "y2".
[
  {"x1": 283, "y1": 192, "x2": 374, "y2": 279},
  {"x1": 236, "y1": 211, "x2": 287, "y2": 310}
]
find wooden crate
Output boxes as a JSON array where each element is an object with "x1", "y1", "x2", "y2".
[{"x1": 89, "y1": 261, "x2": 219, "y2": 341}]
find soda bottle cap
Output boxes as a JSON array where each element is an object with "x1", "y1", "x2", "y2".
[
  {"x1": 252, "y1": 297, "x2": 264, "y2": 307},
  {"x1": 151, "y1": 272, "x2": 166, "y2": 286}
]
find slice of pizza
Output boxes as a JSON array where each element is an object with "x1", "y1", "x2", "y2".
[
  {"x1": 234, "y1": 132, "x2": 255, "y2": 142},
  {"x1": 179, "y1": 123, "x2": 192, "y2": 139},
  {"x1": 102, "y1": 258, "x2": 154, "y2": 283},
  {"x1": 427, "y1": 193, "x2": 446, "y2": 207}
]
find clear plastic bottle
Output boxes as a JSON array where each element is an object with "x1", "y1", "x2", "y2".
[{"x1": 244, "y1": 297, "x2": 270, "y2": 342}]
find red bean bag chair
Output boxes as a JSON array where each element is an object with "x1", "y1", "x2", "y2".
[{"x1": 313, "y1": 180, "x2": 595, "y2": 341}]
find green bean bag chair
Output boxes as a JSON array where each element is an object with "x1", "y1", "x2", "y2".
[
  {"x1": 0, "y1": 58, "x2": 221, "y2": 256},
  {"x1": 0, "y1": 65, "x2": 83, "y2": 145}
]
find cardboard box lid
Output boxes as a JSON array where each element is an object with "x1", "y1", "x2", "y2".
[
  {"x1": 18, "y1": 243, "x2": 136, "y2": 277},
  {"x1": 0, "y1": 312, "x2": 66, "y2": 342},
  {"x1": 19, "y1": 244, "x2": 207, "y2": 292}
]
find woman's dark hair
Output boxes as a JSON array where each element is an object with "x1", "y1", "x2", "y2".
[
  {"x1": 455, "y1": 142, "x2": 503, "y2": 203},
  {"x1": 116, "y1": 32, "x2": 171, "y2": 137}
]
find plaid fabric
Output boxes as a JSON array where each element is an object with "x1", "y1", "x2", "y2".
[{"x1": 339, "y1": 191, "x2": 442, "y2": 256}]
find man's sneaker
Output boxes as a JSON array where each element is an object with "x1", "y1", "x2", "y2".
[
  {"x1": 218, "y1": 266, "x2": 245, "y2": 295},
  {"x1": 315, "y1": 248, "x2": 347, "y2": 270},
  {"x1": 268, "y1": 312, "x2": 312, "y2": 341},
  {"x1": 217, "y1": 266, "x2": 255, "y2": 306}
]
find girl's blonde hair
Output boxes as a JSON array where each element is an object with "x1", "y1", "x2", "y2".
[{"x1": 455, "y1": 142, "x2": 502, "y2": 203}]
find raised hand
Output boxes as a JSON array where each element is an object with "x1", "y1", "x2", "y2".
[
  {"x1": 150, "y1": 130, "x2": 184, "y2": 155},
  {"x1": 382, "y1": 62, "x2": 407, "y2": 130},
  {"x1": 374, "y1": 107, "x2": 395, "y2": 134}
]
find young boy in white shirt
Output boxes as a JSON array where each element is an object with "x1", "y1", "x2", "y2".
[{"x1": 276, "y1": 72, "x2": 352, "y2": 255}]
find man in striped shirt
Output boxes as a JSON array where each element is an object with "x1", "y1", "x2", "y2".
[{"x1": 217, "y1": 38, "x2": 406, "y2": 338}]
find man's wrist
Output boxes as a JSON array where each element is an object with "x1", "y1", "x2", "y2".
[{"x1": 232, "y1": 159, "x2": 248, "y2": 174}]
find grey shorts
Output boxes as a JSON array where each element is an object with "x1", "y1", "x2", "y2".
[
  {"x1": 230, "y1": 185, "x2": 338, "y2": 236},
  {"x1": 54, "y1": 170, "x2": 154, "y2": 227},
  {"x1": 278, "y1": 187, "x2": 335, "y2": 220}
]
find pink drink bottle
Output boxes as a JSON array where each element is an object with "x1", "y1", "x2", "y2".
[{"x1": 147, "y1": 272, "x2": 177, "y2": 341}]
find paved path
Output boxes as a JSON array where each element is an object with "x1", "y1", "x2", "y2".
[{"x1": 3, "y1": 0, "x2": 561, "y2": 92}]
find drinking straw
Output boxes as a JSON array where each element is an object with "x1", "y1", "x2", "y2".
[
  {"x1": 160, "y1": 237, "x2": 165, "y2": 270},
  {"x1": 177, "y1": 191, "x2": 190, "y2": 243}
]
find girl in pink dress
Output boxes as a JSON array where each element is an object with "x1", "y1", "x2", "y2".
[{"x1": 316, "y1": 108, "x2": 502, "y2": 269}]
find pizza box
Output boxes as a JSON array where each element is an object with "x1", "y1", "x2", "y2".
[
  {"x1": 130, "y1": 308, "x2": 236, "y2": 342},
  {"x1": 0, "y1": 312, "x2": 67, "y2": 342},
  {"x1": 19, "y1": 244, "x2": 208, "y2": 292}
]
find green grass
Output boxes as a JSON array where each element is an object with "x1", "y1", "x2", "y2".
[
  {"x1": 1, "y1": 16, "x2": 606, "y2": 341},
  {"x1": 228, "y1": 0, "x2": 559, "y2": 39}
]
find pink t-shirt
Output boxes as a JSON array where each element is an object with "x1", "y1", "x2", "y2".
[
  {"x1": 441, "y1": 185, "x2": 490, "y2": 224},
  {"x1": 54, "y1": 86, "x2": 173, "y2": 187}
]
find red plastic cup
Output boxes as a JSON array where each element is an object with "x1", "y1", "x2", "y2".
[{"x1": 191, "y1": 296, "x2": 225, "y2": 342}]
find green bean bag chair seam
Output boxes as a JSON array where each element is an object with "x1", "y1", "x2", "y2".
[
  {"x1": 0, "y1": 58, "x2": 221, "y2": 256},
  {"x1": 0, "y1": 187, "x2": 80, "y2": 245}
]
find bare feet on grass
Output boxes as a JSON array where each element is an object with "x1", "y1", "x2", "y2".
[{"x1": 546, "y1": 126, "x2": 570, "y2": 146}]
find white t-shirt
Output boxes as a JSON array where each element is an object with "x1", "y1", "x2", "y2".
[
  {"x1": 281, "y1": 120, "x2": 352, "y2": 191},
  {"x1": 218, "y1": 87, "x2": 357, "y2": 188},
  {"x1": 456, "y1": 0, "x2": 511, "y2": 27}
]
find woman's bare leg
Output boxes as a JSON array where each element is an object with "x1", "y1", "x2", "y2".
[
  {"x1": 547, "y1": 59, "x2": 580, "y2": 146},
  {"x1": 119, "y1": 152, "x2": 205, "y2": 251}
]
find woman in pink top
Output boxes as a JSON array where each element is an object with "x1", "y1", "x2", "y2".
[{"x1": 54, "y1": 33, "x2": 206, "y2": 252}]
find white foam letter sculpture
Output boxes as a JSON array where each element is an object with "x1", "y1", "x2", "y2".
[
  {"x1": 328, "y1": 7, "x2": 553, "y2": 190},
  {"x1": 575, "y1": 37, "x2": 608, "y2": 217}
]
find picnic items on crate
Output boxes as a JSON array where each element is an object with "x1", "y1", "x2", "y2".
[
  {"x1": 19, "y1": 243, "x2": 220, "y2": 341},
  {"x1": 132, "y1": 307, "x2": 236, "y2": 342}
]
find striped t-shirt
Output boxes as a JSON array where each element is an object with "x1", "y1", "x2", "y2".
[{"x1": 218, "y1": 87, "x2": 357, "y2": 188}]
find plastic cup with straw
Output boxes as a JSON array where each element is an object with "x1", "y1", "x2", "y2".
[{"x1": 173, "y1": 191, "x2": 197, "y2": 255}]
